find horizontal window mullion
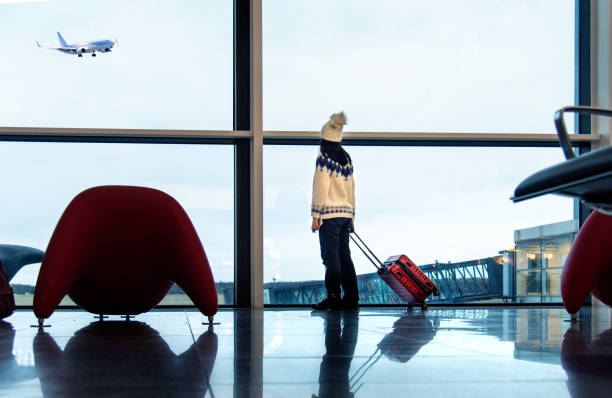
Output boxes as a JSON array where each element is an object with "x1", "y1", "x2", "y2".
[
  {"x1": 0, "y1": 127, "x2": 250, "y2": 140},
  {"x1": 0, "y1": 128, "x2": 600, "y2": 148},
  {"x1": 264, "y1": 130, "x2": 599, "y2": 143},
  {"x1": 0, "y1": 129, "x2": 250, "y2": 144},
  {"x1": 263, "y1": 133, "x2": 598, "y2": 148}
]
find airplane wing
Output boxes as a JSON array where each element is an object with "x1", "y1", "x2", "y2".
[{"x1": 35, "y1": 41, "x2": 74, "y2": 51}]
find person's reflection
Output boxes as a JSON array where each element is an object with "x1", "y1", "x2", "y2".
[
  {"x1": 33, "y1": 321, "x2": 217, "y2": 397},
  {"x1": 0, "y1": 321, "x2": 37, "y2": 386},
  {"x1": 313, "y1": 311, "x2": 359, "y2": 398},
  {"x1": 561, "y1": 326, "x2": 612, "y2": 398},
  {"x1": 377, "y1": 313, "x2": 437, "y2": 363}
]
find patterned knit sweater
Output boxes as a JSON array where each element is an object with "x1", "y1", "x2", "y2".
[{"x1": 311, "y1": 152, "x2": 355, "y2": 219}]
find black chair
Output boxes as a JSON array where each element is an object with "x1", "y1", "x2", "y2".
[
  {"x1": 512, "y1": 106, "x2": 612, "y2": 214},
  {"x1": 0, "y1": 245, "x2": 44, "y2": 281}
]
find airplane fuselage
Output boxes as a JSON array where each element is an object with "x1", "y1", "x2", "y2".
[{"x1": 60, "y1": 40, "x2": 116, "y2": 56}]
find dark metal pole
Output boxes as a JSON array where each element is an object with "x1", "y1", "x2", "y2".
[
  {"x1": 234, "y1": 0, "x2": 251, "y2": 307},
  {"x1": 574, "y1": 0, "x2": 592, "y2": 226}
]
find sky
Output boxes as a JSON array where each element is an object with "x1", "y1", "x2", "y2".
[
  {"x1": 0, "y1": 0, "x2": 576, "y2": 287},
  {"x1": 0, "y1": 0, "x2": 232, "y2": 129},
  {"x1": 263, "y1": 0, "x2": 575, "y2": 133}
]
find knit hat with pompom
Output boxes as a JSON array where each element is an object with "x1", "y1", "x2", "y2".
[{"x1": 320, "y1": 112, "x2": 347, "y2": 143}]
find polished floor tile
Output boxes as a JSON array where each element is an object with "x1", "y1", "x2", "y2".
[{"x1": 0, "y1": 306, "x2": 610, "y2": 397}]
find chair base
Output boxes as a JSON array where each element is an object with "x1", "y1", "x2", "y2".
[
  {"x1": 31, "y1": 317, "x2": 51, "y2": 328},
  {"x1": 202, "y1": 315, "x2": 219, "y2": 326}
]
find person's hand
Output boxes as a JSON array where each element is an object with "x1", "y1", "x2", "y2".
[
  {"x1": 311, "y1": 218, "x2": 322, "y2": 233},
  {"x1": 351, "y1": 219, "x2": 355, "y2": 232}
]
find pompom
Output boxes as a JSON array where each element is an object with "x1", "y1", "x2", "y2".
[{"x1": 329, "y1": 112, "x2": 347, "y2": 129}]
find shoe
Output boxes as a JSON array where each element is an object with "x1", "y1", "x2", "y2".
[
  {"x1": 311, "y1": 296, "x2": 341, "y2": 310},
  {"x1": 341, "y1": 297, "x2": 359, "y2": 310}
]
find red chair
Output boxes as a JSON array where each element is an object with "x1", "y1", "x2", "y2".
[
  {"x1": 561, "y1": 211, "x2": 612, "y2": 315},
  {"x1": 33, "y1": 186, "x2": 218, "y2": 323}
]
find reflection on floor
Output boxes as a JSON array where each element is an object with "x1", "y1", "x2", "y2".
[{"x1": 0, "y1": 306, "x2": 611, "y2": 397}]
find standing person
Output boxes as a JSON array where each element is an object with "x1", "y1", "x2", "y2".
[{"x1": 311, "y1": 112, "x2": 358, "y2": 310}]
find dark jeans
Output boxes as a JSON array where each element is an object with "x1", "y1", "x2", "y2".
[{"x1": 318, "y1": 217, "x2": 358, "y2": 301}]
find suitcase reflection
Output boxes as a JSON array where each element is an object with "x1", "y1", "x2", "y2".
[
  {"x1": 313, "y1": 312, "x2": 438, "y2": 398},
  {"x1": 376, "y1": 312, "x2": 438, "y2": 363}
]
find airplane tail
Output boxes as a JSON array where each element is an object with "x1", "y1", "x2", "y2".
[
  {"x1": 35, "y1": 41, "x2": 41, "y2": 48},
  {"x1": 57, "y1": 32, "x2": 68, "y2": 47}
]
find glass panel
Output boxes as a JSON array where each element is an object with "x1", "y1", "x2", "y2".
[
  {"x1": 515, "y1": 245, "x2": 541, "y2": 270},
  {"x1": 514, "y1": 227, "x2": 574, "y2": 302},
  {"x1": 263, "y1": 145, "x2": 572, "y2": 305},
  {"x1": 542, "y1": 238, "x2": 571, "y2": 268},
  {"x1": 263, "y1": 0, "x2": 574, "y2": 133},
  {"x1": 0, "y1": 0, "x2": 232, "y2": 129},
  {"x1": 517, "y1": 270, "x2": 543, "y2": 296},
  {"x1": 2, "y1": 142, "x2": 234, "y2": 305},
  {"x1": 544, "y1": 268, "x2": 562, "y2": 296}
]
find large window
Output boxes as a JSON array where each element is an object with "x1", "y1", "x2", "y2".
[
  {"x1": 2, "y1": 142, "x2": 235, "y2": 305},
  {"x1": 263, "y1": 0, "x2": 574, "y2": 133},
  {"x1": 263, "y1": 145, "x2": 573, "y2": 304},
  {"x1": 261, "y1": 0, "x2": 580, "y2": 306},
  {"x1": 0, "y1": 0, "x2": 232, "y2": 129},
  {"x1": 1, "y1": 1, "x2": 587, "y2": 308}
]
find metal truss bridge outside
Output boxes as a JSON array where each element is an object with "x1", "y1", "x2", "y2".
[{"x1": 262, "y1": 256, "x2": 504, "y2": 305}]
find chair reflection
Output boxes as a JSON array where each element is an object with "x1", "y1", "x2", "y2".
[
  {"x1": 0, "y1": 321, "x2": 37, "y2": 386},
  {"x1": 562, "y1": 326, "x2": 612, "y2": 398},
  {"x1": 33, "y1": 321, "x2": 217, "y2": 397}
]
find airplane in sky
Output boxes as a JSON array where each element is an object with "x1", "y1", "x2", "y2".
[{"x1": 36, "y1": 32, "x2": 117, "y2": 57}]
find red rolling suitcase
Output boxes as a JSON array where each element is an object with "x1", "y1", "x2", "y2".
[{"x1": 350, "y1": 232, "x2": 439, "y2": 309}]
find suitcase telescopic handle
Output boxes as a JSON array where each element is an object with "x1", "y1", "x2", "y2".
[
  {"x1": 349, "y1": 232, "x2": 385, "y2": 270},
  {"x1": 349, "y1": 347, "x2": 382, "y2": 394}
]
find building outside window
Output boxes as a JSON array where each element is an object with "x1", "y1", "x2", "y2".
[{"x1": 514, "y1": 220, "x2": 578, "y2": 303}]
